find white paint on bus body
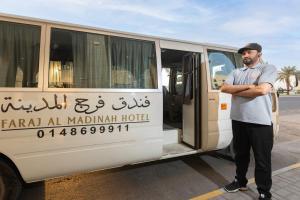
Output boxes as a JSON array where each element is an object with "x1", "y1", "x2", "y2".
[
  {"x1": 0, "y1": 92, "x2": 163, "y2": 182},
  {"x1": 216, "y1": 92, "x2": 233, "y2": 149}
]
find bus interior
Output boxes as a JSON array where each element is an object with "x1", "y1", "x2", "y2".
[{"x1": 161, "y1": 48, "x2": 201, "y2": 157}]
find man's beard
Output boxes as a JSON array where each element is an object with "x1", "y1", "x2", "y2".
[{"x1": 243, "y1": 57, "x2": 254, "y2": 65}]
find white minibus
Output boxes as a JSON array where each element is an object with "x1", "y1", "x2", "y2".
[{"x1": 0, "y1": 13, "x2": 279, "y2": 198}]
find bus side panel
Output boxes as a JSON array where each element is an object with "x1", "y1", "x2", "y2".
[
  {"x1": 202, "y1": 92, "x2": 232, "y2": 151},
  {"x1": 0, "y1": 92, "x2": 163, "y2": 182},
  {"x1": 271, "y1": 92, "x2": 279, "y2": 138},
  {"x1": 12, "y1": 129, "x2": 162, "y2": 182},
  {"x1": 216, "y1": 92, "x2": 232, "y2": 149}
]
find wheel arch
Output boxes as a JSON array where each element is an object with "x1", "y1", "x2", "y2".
[{"x1": 0, "y1": 153, "x2": 25, "y2": 184}]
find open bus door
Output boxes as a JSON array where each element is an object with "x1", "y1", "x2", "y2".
[
  {"x1": 160, "y1": 40, "x2": 202, "y2": 155},
  {"x1": 182, "y1": 53, "x2": 200, "y2": 148}
]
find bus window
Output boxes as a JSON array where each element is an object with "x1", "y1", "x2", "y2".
[
  {"x1": 49, "y1": 28, "x2": 110, "y2": 88},
  {"x1": 49, "y1": 28, "x2": 157, "y2": 89},
  {"x1": 234, "y1": 53, "x2": 243, "y2": 68},
  {"x1": 110, "y1": 37, "x2": 157, "y2": 89},
  {"x1": 0, "y1": 21, "x2": 41, "y2": 87},
  {"x1": 207, "y1": 50, "x2": 236, "y2": 90}
]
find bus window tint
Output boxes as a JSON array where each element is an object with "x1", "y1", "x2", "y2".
[
  {"x1": 0, "y1": 21, "x2": 41, "y2": 87},
  {"x1": 234, "y1": 53, "x2": 243, "y2": 68},
  {"x1": 49, "y1": 28, "x2": 157, "y2": 89},
  {"x1": 49, "y1": 29, "x2": 110, "y2": 88},
  {"x1": 110, "y1": 37, "x2": 157, "y2": 89},
  {"x1": 208, "y1": 50, "x2": 236, "y2": 90}
]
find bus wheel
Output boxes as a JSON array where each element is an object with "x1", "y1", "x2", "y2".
[{"x1": 0, "y1": 159, "x2": 22, "y2": 200}]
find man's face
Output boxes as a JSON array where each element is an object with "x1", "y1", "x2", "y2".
[{"x1": 241, "y1": 49, "x2": 260, "y2": 66}]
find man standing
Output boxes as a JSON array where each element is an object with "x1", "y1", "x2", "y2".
[{"x1": 221, "y1": 43, "x2": 277, "y2": 200}]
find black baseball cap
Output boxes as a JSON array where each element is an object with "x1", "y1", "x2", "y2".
[{"x1": 238, "y1": 43, "x2": 262, "y2": 54}]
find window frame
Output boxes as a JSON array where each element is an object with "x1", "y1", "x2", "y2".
[
  {"x1": 44, "y1": 24, "x2": 161, "y2": 93},
  {"x1": 0, "y1": 16, "x2": 46, "y2": 92},
  {"x1": 205, "y1": 47, "x2": 239, "y2": 91}
]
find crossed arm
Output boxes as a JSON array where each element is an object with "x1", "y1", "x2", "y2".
[{"x1": 220, "y1": 83, "x2": 272, "y2": 98}]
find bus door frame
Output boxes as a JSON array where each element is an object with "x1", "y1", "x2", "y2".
[{"x1": 159, "y1": 40, "x2": 203, "y2": 149}]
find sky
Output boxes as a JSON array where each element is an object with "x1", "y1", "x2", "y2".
[{"x1": 1, "y1": 0, "x2": 300, "y2": 70}]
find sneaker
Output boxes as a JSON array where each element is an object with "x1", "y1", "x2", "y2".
[
  {"x1": 258, "y1": 193, "x2": 271, "y2": 200},
  {"x1": 224, "y1": 179, "x2": 248, "y2": 193}
]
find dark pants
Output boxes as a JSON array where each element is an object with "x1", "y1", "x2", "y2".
[{"x1": 232, "y1": 120, "x2": 273, "y2": 197}]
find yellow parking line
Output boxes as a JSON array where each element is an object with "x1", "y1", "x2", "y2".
[
  {"x1": 248, "y1": 177, "x2": 255, "y2": 184},
  {"x1": 190, "y1": 189, "x2": 224, "y2": 200},
  {"x1": 289, "y1": 162, "x2": 300, "y2": 169},
  {"x1": 190, "y1": 162, "x2": 300, "y2": 200}
]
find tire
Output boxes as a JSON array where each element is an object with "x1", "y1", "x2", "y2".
[{"x1": 0, "y1": 159, "x2": 22, "y2": 200}]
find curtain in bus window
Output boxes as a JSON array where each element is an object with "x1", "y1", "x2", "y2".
[
  {"x1": 49, "y1": 29, "x2": 72, "y2": 88},
  {"x1": 0, "y1": 21, "x2": 40, "y2": 87},
  {"x1": 110, "y1": 37, "x2": 157, "y2": 88},
  {"x1": 70, "y1": 31, "x2": 85, "y2": 88},
  {"x1": 49, "y1": 28, "x2": 157, "y2": 89},
  {"x1": 86, "y1": 34, "x2": 110, "y2": 88},
  {"x1": 71, "y1": 32, "x2": 110, "y2": 88},
  {"x1": 49, "y1": 29, "x2": 110, "y2": 88}
]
